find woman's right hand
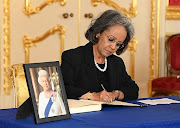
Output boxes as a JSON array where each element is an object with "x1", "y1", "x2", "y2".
[
  {"x1": 99, "y1": 90, "x2": 116, "y2": 103},
  {"x1": 80, "y1": 90, "x2": 116, "y2": 103},
  {"x1": 91, "y1": 91, "x2": 115, "y2": 103}
]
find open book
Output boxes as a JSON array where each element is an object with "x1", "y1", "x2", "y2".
[
  {"x1": 68, "y1": 99, "x2": 102, "y2": 114},
  {"x1": 68, "y1": 99, "x2": 143, "y2": 114}
]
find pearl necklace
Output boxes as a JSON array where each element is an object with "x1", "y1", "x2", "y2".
[{"x1": 94, "y1": 58, "x2": 107, "y2": 72}]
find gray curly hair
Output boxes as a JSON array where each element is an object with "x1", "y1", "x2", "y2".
[{"x1": 85, "y1": 9, "x2": 134, "y2": 55}]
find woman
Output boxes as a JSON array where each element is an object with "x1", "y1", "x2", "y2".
[
  {"x1": 61, "y1": 10, "x2": 139, "y2": 103},
  {"x1": 38, "y1": 70, "x2": 66, "y2": 118}
]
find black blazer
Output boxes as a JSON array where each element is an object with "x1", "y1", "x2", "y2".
[{"x1": 61, "y1": 42, "x2": 139, "y2": 101}]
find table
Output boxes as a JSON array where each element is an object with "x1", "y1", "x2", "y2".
[{"x1": 1, "y1": 96, "x2": 180, "y2": 128}]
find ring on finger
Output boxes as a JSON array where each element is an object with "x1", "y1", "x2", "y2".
[{"x1": 110, "y1": 99, "x2": 112, "y2": 103}]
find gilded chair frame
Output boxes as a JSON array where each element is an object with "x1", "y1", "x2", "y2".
[
  {"x1": 166, "y1": 0, "x2": 180, "y2": 20},
  {"x1": 166, "y1": 34, "x2": 180, "y2": 76}
]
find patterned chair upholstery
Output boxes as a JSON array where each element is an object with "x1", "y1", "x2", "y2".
[{"x1": 152, "y1": 34, "x2": 180, "y2": 97}]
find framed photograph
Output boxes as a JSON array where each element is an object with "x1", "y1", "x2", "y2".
[{"x1": 23, "y1": 61, "x2": 71, "y2": 124}]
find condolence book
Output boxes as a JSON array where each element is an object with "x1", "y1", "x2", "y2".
[
  {"x1": 68, "y1": 99, "x2": 102, "y2": 114},
  {"x1": 68, "y1": 99, "x2": 143, "y2": 114}
]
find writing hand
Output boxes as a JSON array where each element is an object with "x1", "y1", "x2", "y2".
[{"x1": 100, "y1": 90, "x2": 116, "y2": 103}]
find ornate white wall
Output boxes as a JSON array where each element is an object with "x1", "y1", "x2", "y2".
[{"x1": 0, "y1": 0, "x2": 180, "y2": 109}]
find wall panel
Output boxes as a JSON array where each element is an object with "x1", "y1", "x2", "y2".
[{"x1": 0, "y1": 0, "x2": 170, "y2": 108}]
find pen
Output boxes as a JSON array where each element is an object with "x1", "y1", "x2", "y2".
[
  {"x1": 101, "y1": 84, "x2": 113, "y2": 102},
  {"x1": 140, "y1": 104, "x2": 148, "y2": 107},
  {"x1": 101, "y1": 84, "x2": 106, "y2": 91}
]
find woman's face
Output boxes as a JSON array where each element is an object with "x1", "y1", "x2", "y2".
[
  {"x1": 40, "y1": 75, "x2": 50, "y2": 91},
  {"x1": 95, "y1": 25, "x2": 127, "y2": 57}
]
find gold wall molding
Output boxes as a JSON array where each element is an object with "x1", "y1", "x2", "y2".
[
  {"x1": 3, "y1": 0, "x2": 11, "y2": 95},
  {"x1": 24, "y1": 0, "x2": 66, "y2": 17},
  {"x1": 23, "y1": 24, "x2": 65, "y2": 63},
  {"x1": 127, "y1": 38, "x2": 138, "y2": 80},
  {"x1": 166, "y1": 0, "x2": 180, "y2": 19},
  {"x1": 91, "y1": 0, "x2": 138, "y2": 18},
  {"x1": 148, "y1": 0, "x2": 161, "y2": 97},
  {"x1": 148, "y1": 0, "x2": 155, "y2": 97}
]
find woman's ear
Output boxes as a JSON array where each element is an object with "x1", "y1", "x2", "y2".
[{"x1": 96, "y1": 33, "x2": 100, "y2": 38}]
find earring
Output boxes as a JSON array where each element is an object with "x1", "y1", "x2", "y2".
[{"x1": 96, "y1": 35, "x2": 99, "y2": 38}]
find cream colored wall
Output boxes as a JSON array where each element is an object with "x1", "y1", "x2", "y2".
[
  {"x1": 159, "y1": 0, "x2": 166, "y2": 77},
  {"x1": 166, "y1": 20, "x2": 180, "y2": 33},
  {"x1": 1, "y1": 0, "x2": 180, "y2": 109},
  {"x1": 11, "y1": 0, "x2": 70, "y2": 64},
  {"x1": 131, "y1": 0, "x2": 151, "y2": 98},
  {"x1": 0, "y1": 0, "x2": 150, "y2": 108}
]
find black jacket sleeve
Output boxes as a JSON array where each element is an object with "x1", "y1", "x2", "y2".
[
  {"x1": 61, "y1": 49, "x2": 89, "y2": 99},
  {"x1": 119, "y1": 59, "x2": 139, "y2": 101}
]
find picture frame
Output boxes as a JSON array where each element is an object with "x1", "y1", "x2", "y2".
[{"x1": 23, "y1": 61, "x2": 71, "y2": 124}]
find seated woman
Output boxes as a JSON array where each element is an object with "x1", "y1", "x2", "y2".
[
  {"x1": 38, "y1": 70, "x2": 66, "y2": 118},
  {"x1": 61, "y1": 10, "x2": 139, "y2": 103}
]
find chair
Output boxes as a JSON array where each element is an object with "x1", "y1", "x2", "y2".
[
  {"x1": 151, "y1": 34, "x2": 180, "y2": 97},
  {"x1": 9, "y1": 64, "x2": 29, "y2": 108}
]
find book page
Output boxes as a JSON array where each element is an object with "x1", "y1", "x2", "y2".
[
  {"x1": 67, "y1": 99, "x2": 144, "y2": 114},
  {"x1": 138, "y1": 98, "x2": 180, "y2": 105},
  {"x1": 104, "y1": 100, "x2": 140, "y2": 107},
  {"x1": 79, "y1": 99, "x2": 141, "y2": 107}
]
